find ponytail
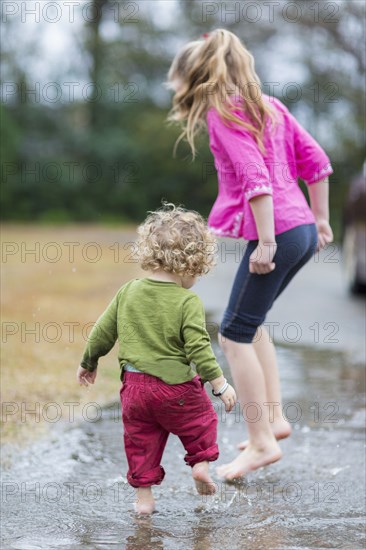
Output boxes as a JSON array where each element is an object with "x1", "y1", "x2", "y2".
[{"x1": 167, "y1": 29, "x2": 277, "y2": 158}]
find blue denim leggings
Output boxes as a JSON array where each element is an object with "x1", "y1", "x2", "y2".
[{"x1": 220, "y1": 223, "x2": 318, "y2": 343}]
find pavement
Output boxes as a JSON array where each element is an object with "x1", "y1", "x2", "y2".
[{"x1": 2, "y1": 237, "x2": 365, "y2": 549}]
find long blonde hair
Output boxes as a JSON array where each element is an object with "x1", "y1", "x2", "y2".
[{"x1": 166, "y1": 29, "x2": 277, "y2": 158}]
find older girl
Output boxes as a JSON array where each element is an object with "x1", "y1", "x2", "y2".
[{"x1": 166, "y1": 28, "x2": 334, "y2": 481}]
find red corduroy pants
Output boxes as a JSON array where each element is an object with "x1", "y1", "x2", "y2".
[{"x1": 120, "y1": 372, "x2": 219, "y2": 487}]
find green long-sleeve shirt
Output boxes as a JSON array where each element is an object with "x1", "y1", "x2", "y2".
[{"x1": 80, "y1": 277, "x2": 223, "y2": 385}]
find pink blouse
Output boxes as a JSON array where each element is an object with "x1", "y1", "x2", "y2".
[{"x1": 206, "y1": 94, "x2": 333, "y2": 241}]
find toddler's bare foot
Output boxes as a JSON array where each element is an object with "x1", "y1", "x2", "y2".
[
  {"x1": 192, "y1": 461, "x2": 217, "y2": 495},
  {"x1": 237, "y1": 420, "x2": 292, "y2": 450},
  {"x1": 217, "y1": 440, "x2": 282, "y2": 481},
  {"x1": 135, "y1": 487, "x2": 155, "y2": 515}
]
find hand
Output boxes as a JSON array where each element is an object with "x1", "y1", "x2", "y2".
[
  {"x1": 249, "y1": 240, "x2": 277, "y2": 274},
  {"x1": 315, "y1": 219, "x2": 333, "y2": 252},
  {"x1": 219, "y1": 384, "x2": 237, "y2": 412},
  {"x1": 77, "y1": 365, "x2": 97, "y2": 387}
]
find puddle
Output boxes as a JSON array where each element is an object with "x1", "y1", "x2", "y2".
[{"x1": 1, "y1": 344, "x2": 365, "y2": 549}]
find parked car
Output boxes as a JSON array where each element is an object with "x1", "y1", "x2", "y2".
[{"x1": 341, "y1": 163, "x2": 366, "y2": 294}]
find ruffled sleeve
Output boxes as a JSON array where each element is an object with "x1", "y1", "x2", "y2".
[{"x1": 287, "y1": 111, "x2": 333, "y2": 185}]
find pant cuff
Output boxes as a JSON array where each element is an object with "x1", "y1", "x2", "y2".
[
  {"x1": 184, "y1": 444, "x2": 219, "y2": 467},
  {"x1": 127, "y1": 465, "x2": 165, "y2": 488}
]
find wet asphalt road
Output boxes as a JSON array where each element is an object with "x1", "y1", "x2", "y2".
[{"x1": 2, "y1": 240, "x2": 365, "y2": 549}]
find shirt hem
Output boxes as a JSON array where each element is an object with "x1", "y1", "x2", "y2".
[
  {"x1": 209, "y1": 216, "x2": 316, "y2": 241},
  {"x1": 244, "y1": 217, "x2": 316, "y2": 241}
]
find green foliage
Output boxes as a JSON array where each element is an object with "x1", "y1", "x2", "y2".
[
  {"x1": 1, "y1": 99, "x2": 219, "y2": 224},
  {"x1": 1, "y1": 0, "x2": 364, "y2": 242}
]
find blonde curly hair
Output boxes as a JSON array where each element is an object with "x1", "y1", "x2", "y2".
[{"x1": 136, "y1": 202, "x2": 217, "y2": 277}]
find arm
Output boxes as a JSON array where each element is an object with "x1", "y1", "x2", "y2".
[
  {"x1": 307, "y1": 176, "x2": 330, "y2": 222},
  {"x1": 249, "y1": 194, "x2": 275, "y2": 241},
  {"x1": 182, "y1": 294, "x2": 236, "y2": 410},
  {"x1": 287, "y1": 111, "x2": 333, "y2": 185},
  {"x1": 288, "y1": 110, "x2": 334, "y2": 250},
  {"x1": 307, "y1": 176, "x2": 333, "y2": 250},
  {"x1": 247, "y1": 195, "x2": 277, "y2": 274},
  {"x1": 182, "y1": 294, "x2": 223, "y2": 384},
  {"x1": 79, "y1": 292, "x2": 119, "y2": 375}
]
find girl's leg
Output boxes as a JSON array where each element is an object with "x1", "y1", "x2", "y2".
[
  {"x1": 236, "y1": 226, "x2": 318, "y2": 450},
  {"x1": 237, "y1": 324, "x2": 291, "y2": 450},
  {"x1": 217, "y1": 333, "x2": 282, "y2": 480},
  {"x1": 216, "y1": 224, "x2": 317, "y2": 479}
]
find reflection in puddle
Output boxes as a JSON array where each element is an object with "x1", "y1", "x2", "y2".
[{"x1": 2, "y1": 344, "x2": 365, "y2": 549}]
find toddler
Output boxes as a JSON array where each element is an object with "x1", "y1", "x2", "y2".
[{"x1": 76, "y1": 203, "x2": 236, "y2": 514}]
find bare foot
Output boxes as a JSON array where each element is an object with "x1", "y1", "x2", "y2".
[
  {"x1": 216, "y1": 441, "x2": 282, "y2": 481},
  {"x1": 192, "y1": 461, "x2": 217, "y2": 495},
  {"x1": 237, "y1": 420, "x2": 292, "y2": 450},
  {"x1": 135, "y1": 487, "x2": 155, "y2": 515}
]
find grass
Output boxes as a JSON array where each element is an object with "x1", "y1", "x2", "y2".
[{"x1": 1, "y1": 224, "x2": 144, "y2": 451}]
